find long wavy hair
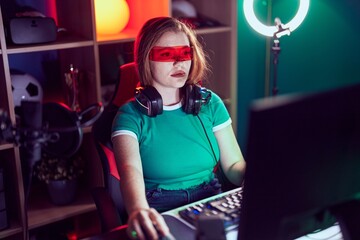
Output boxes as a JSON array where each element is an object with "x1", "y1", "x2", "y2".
[{"x1": 134, "y1": 17, "x2": 210, "y2": 87}]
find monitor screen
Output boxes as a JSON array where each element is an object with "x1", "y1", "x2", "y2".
[{"x1": 238, "y1": 83, "x2": 360, "y2": 240}]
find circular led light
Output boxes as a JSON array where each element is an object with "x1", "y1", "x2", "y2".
[{"x1": 243, "y1": 0, "x2": 310, "y2": 37}]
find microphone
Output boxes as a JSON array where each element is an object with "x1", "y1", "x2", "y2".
[
  {"x1": 1, "y1": 101, "x2": 103, "y2": 198},
  {"x1": 19, "y1": 101, "x2": 43, "y2": 167},
  {"x1": 1, "y1": 101, "x2": 103, "y2": 158},
  {"x1": 18, "y1": 101, "x2": 43, "y2": 198}
]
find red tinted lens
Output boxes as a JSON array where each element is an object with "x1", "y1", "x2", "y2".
[{"x1": 149, "y1": 46, "x2": 193, "y2": 62}]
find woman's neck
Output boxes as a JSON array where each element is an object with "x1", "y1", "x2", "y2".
[{"x1": 156, "y1": 87, "x2": 181, "y2": 106}]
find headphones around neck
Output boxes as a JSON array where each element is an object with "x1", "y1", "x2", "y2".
[{"x1": 134, "y1": 84, "x2": 211, "y2": 117}]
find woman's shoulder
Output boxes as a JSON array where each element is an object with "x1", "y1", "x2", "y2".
[
  {"x1": 118, "y1": 99, "x2": 138, "y2": 112},
  {"x1": 206, "y1": 89, "x2": 225, "y2": 106},
  {"x1": 201, "y1": 88, "x2": 230, "y2": 123},
  {"x1": 112, "y1": 100, "x2": 143, "y2": 130},
  {"x1": 114, "y1": 100, "x2": 145, "y2": 121},
  {"x1": 208, "y1": 89, "x2": 221, "y2": 100}
]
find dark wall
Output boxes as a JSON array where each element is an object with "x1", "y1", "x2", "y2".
[{"x1": 237, "y1": 0, "x2": 360, "y2": 148}]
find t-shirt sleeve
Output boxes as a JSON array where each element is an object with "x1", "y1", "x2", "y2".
[
  {"x1": 207, "y1": 91, "x2": 232, "y2": 132},
  {"x1": 111, "y1": 102, "x2": 141, "y2": 141}
]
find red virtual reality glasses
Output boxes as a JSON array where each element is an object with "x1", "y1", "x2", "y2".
[{"x1": 149, "y1": 46, "x2": 193, "y2": 62}]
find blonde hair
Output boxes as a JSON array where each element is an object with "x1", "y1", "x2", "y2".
[{"x1": 134, "y1": 17, "x2": 210, "y2": 87}]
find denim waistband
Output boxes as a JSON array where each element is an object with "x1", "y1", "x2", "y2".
[
  {"x1": 145, "y1": 178, "x2": 222, "y2": 212},
  {"x1": 147, "y1": 177, "x2": 221, "y2": 192}
]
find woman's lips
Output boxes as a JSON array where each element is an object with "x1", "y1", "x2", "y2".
[{"x1": 171, "y1": 71, "x2": 186, "y2": 77}]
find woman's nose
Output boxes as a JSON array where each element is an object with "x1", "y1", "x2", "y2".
[{"x1": 173, "y1": 57, "x2": 184, "y2": 66}]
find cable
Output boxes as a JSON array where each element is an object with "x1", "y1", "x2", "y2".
[
  {"x1": 23, "y1": 165, "x2": 34, "y2": 240},
  {"x1": 196, "y1": 115, "x2": 228, "y2": 186},
  {"x1": 196, "y1": 115, "x2": 217, "y2": 164}
]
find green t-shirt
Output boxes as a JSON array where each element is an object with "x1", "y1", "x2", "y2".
[{"x1": 112, "y1": 90, "x2": 231, "y2": 190}]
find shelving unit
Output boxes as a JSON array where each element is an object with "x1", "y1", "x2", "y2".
[{"x1": 0, "y1": 0, "x2": 238, "y2": 239}]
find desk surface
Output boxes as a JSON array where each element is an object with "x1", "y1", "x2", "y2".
[
  {"x1": 162, "y1": 187, "x2": 344, "y2": 240},
  {"x1": 82, "y1": 187, "x2": 344, "y2": 240}
]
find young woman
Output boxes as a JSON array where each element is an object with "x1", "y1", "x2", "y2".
[{"x1": 112, "y1": 16, "x2": 246, "y2": 240}]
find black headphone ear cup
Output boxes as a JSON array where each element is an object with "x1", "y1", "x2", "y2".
[
  {"x1": 134, "y1": 86, "x2": 163, "y2": 117},
  {"x1": 182, "y1": 84, "x2": 193, "y2": 114},
  {"x1": 183, "y1": 84, "x2": 202, "y2": 115},
  {"x1": 193, "y1": 86, "x2": 202, "y2": 114}
]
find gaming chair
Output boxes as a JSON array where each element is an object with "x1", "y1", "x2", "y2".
[{"x1": 92, "y1": 62, "x2": 140, "y2": 232}]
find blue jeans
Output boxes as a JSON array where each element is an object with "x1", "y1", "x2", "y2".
[{"x1": 146, "y1": 178, "x2": 222, "y2": 212}]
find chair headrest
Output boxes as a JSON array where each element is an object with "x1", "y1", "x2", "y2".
[{"x1": 112, "y1": 62, "x2": 140, "y2": 107}]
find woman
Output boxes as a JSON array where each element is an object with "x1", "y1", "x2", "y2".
[{"x1": 112, "y1": 16, "x2": 246, "y2": 240}]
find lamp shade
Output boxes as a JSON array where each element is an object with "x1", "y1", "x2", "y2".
[{"x1": 95, "y1": 0, "x2": 130, "y2": 35}]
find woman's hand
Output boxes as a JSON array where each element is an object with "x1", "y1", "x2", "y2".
[{"x1": 127, "y1": 208, "x2": 170, "y2": 240}]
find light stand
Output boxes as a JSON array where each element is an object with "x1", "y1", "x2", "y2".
[
  {"x1": 271, "y1": 38, "x2": 280, "y2": 96},
  {"x1": 243, "y1": 0, "x2": 310, "y2": 96},
  {"x1": 271, "y1": 17, "x2": 291, "y2": 96}
]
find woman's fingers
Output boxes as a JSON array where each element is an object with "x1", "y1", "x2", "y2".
[
  {"x1": 148, "y1": 208, "x2": 170, "y2": 236},
  {"x1": 127, "y1": 208, "x2": 168, "y2": 240}
]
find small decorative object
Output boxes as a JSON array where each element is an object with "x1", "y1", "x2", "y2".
[
  {"x1": 34, "y1": 153, "x2": 84, "y2": 205},
  {"x1": 11, "y1": 72, "x2": 43, "y2": 108},
  {"x1": 64, "y1": 64, "x2": 81, "y2": 112},
  {"x1": 94, "y1": 0, "x2": 130, "y2": 35},
  {"x1": 46, "y1": 178, "x2": 78, "y2": 205}
]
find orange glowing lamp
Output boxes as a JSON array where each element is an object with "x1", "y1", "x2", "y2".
[{"x1": 95, "y1": 0, "x2": 130, "y2": 35}]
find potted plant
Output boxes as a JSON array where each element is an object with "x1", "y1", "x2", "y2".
[{"x1": 34, "y1": 153, "x2": 84, "y2": 205}]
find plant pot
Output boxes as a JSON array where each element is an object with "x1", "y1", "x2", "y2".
[{"x1": 46, "y1": 179, "x2": 78, "y2": 205}]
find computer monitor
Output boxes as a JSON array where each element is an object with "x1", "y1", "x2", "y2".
[{"x1": 238, "y1": 83, "x2": 360, "y2": 240}]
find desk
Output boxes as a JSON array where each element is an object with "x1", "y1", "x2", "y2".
[
  {"x1": 82, "y1": 187, "x2": 344, "y2": 240},
  {"x1": 82, "y1": 222, "x2": 343, "y2": 240},
  {"x1": 162, "y1": 190, "x2": 344, "y2": 240}
]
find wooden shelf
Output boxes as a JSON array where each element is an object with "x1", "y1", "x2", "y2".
[
  {"x1": 96, "y1": 29, "x2": 137, "y2": 44},
  {"x1": 0, "y1": 220, "x2": 22, "y2": 239},
  {"x1": 0, "y1": 143, "x2": 14, "y2": 151},
  {"x1": 27, "y1": 187, "x2": 96, "y2": 230},
  {"x1": 0, "y1": 1, "x2": 238, "y2": 239},
  {"x1": 195, "y1": 26, "x2": 233, "y2": 35},
  {"x1": 6, "y1": 37, "x2": 94, "y2": 54},
  {"x1": 96, "y1": 25, "x2": 232, "y2": 44}
]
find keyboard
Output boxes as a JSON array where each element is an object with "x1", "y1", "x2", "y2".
[{"x1": 178, "y1": 188, "x2": 243, "y2": 229}]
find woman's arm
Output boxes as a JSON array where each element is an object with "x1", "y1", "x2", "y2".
[
  {"x1": 112, "y1": 135, "x2": 169, "y2": 240},
  {"x1": 214, "y1": 124, "x2": 246, "y2": 186}
]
